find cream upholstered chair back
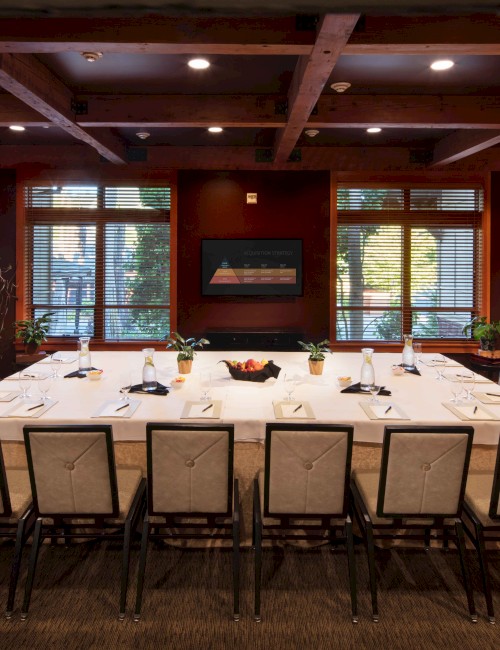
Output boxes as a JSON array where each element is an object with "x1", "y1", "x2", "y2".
[
  {"x1": 23, "y1": 425, "x2": 118, "y2": 517},
  {"x1": 147, "y1": 423, "x2": 233, "y2": 515},
  {"x1": 377, "y1": 426, "x2": 474, "y2": 518},
  {"x1": 488, "y1": 438, "x2": 500, "y2": 519},
  {"x1": 0, "y1": 443, "x2": 11, "y2": 516},
  {"x1": 264, "y1": 424, "x2": 353, "y2": 516}
]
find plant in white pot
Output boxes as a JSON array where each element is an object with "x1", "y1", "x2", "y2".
[
  {"x1": 297, "y1": 339, "x2": 331, "y2": 375},
  {"x1": 164, "y1": 331, "x2": 210, "y2": 374}
]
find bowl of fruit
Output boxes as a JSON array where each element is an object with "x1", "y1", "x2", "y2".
[
  {"x1": 170, "y1": 376, "x2": 186, "y2": 389},
  {"x1": 220, "y1": 358, "x2": 281, "y2": 382}
]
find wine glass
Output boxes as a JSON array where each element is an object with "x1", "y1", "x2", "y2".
[
  {"x1": 433, "y1": 353, "x2": 446, "y2": 381},
  {"x1": 449, "y1": 376, "x2": 463, "y2": 404},
  {"x1": 200, "y1": 371, "x2": 212, "y2": 401},
  {"x1": 283, "y1": 374, "x2": 297, "y2": 401},
  {"x1": 119, "y1": 371, "x2": 132, "y2": 403},
  {"x1": 368, "y1": 383, "x2": 381, "y2": 404},
  {"x1": 38, "y1": 375, "x2": 53, "y2": 403},
  {"x1": 462, "y1": 373, "x2": 476, "y2": 401},
  {"x1": 51, "y1": 354, "x2": 62, "y2": 379},
  {"x1": 18, "y1": 372, "x2": 32, "y2": 399},
  {"x1": 413, "y1": 342, "x2": 422, "y2": 368}
]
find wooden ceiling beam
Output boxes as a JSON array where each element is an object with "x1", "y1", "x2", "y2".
[
  {"x1": 273, "y1": 13, "x2": 360, "y2": 164},
  {"x1": 0, "y1": 53, "x2": 127, "y2": 164},
  {"x1": 0, "y1": 16, "x2": 314, "y2": 55},
  {"x1": 431, "y1": 129, "x2": 500, "y2": 166}
]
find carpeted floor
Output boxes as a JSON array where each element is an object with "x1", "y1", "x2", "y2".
[{"x1": 0, "y1": 537, "x2": 499, "y2": 650}]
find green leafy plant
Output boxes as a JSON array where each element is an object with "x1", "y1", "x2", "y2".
[
  {"x1": 164, "y1": 331, "x2": 210, "y2": 361},
  {"x1": 463, "y1": 316, "x2": 500, "y2": 351},
  {"x1": 297, "y1": 339, "x2": 332, "y2": 361},
  {"x1": 14, "y1": 311, "x2": 55, "y2": 347}
]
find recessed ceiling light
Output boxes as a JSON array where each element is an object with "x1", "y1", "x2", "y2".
[
  {"x1": 81, "y1": 51, "x2": 103, "y2": 63},
  {"x1": 430, "y1": 59, "x2": 454, "y2": 71},
  {"x1": 367, "y1": 127, "x2": 381, "y2": 133},
  {"x1": 188, "y1": 58, "x2": 210, "y2": 70},
  {"x1": 9, "y1": 125, "x2": 25, "y2": 132},
  {"x1": 208, "y1": 126, "x2": 223, "y2": 133}
]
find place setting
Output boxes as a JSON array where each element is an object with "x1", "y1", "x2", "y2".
[
  {"x1": 0, "y1": 374, "x2": 57, "y2": 418},
  {"x1": 442, "y1": 377, "x2": 500, "y2": 421},
  {"x1": 273, "y1": 373, "x2": 315, "y2": 419},
  {"x1": 358, "y1": 384, "x2": 409, "y2": 421},
  {"x1": 181, "y1": 371, "x2": 223, "y2": 419},
  {"x1": 92, "y1": 376, "x2": 141, "y2": 419}
]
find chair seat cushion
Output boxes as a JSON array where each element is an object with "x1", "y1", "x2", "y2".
[
  {"x1": 115, "y1": 467, "x2": 143, "y2": 520},
  {"x1": 465, "y1": 470, "x2": 498, "y2": 528},
  {"x1": 3, "y1": 468, "x2": 32, "y2": 520}
]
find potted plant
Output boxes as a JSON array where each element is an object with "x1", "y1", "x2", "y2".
[
  {"x1": 14, "y1": 311, "x2": 54, "y2": 354},
  {"x1": 164, "y1": 331, "x2": 210, "y2": 374},
  {"x1": 463, "y1": 316, "x2": 500, "y2": 356},
  {"x1": 297, "y1": 339, "x2": 332, "y2": 375}
]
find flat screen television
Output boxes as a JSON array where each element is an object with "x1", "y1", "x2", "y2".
[{"x1": 201, "y1": 239, "x2": 303, "y2": 296}]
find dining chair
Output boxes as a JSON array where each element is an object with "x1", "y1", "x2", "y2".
[
  {"x1": 134, "y1": 423, "x2": 240, "y2": 622},
  {"x1": 351, "y1": 425, "x2": 476, "y2": 622},
  {"x1": 462, "y1": 437, "x2": 500, "y2": 624},
  {"x1": 0, "y1": 442, "x2": 35, "y2": 618},
  {"x1": 21, "y1": 424, "x2": 146, "y2": 620},
  {"x1": 253, "y1": 423, "x2": 357, "y2": 623}
]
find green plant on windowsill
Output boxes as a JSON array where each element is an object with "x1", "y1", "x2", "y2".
[
  {"x1": 14, "y1": 311, "x2": 55, "y2": 353},
  {"x1": 462, "y1": 316, "x2": 500, "y2": 351}
]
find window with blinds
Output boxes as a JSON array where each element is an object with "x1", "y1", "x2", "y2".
[
  {"x1": 336, "y1": 185, "x2": 483, "y2": 341},
  {"x1": 24, "y1": 184, "x2": 171, "y2": 341}
]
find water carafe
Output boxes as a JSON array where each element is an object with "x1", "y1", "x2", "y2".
[
  {"x1": 142, "y1": 348, "x2": 158, "y2": 392},
  {"x1": 402, "y1": 334, "x2": 415, "y2": 368},
  {"x1": 360, "y1": 347, "x2": 375, "y2": 391},
  {"x1": 78, "y1": 336, "x2": 92, "y2": 372}
]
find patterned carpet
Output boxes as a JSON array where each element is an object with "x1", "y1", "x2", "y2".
[{"x1": 0, "y1": 537, "x2": 499, "y2": 650}]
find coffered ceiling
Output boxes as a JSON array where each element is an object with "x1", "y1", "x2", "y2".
[{"x1": 0, "y1": 10, "x2": 498, "y2": 172}]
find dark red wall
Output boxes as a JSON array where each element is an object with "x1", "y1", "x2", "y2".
[
  {"x1": 177, "y1": 170, "x2": 330, "y2": 339},
  {"x1": 0, "y1": 170, "x2": 16, "y2": 377},
  {"x1": 491, "y1": 172, "x2": 500, "y2": 322}
]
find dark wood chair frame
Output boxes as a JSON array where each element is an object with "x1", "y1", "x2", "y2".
[
  {"x1": 134, "y1": 423, "x2": 240, "y2": 622},
  {"x1": 253, "y1": 423, "x2": 357, "y2": 623},
  {"x1": 21, "y1": 424, "x2": 146, "y2": 620},
  {"x1": 351, "y1": 425, "x2": 476, "y2": 623},
  {"x1": 462, "y1": 439, "x2": 500, "y2": 624},
  {"x1": 0, "y1": 443, "x2": 36, "y2": 618}
]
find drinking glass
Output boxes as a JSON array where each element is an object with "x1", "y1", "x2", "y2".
[
  {"x1": 283, "y1": 374, "x2": 296, "y2": 401},
  {"x1": 38, "y1": 375, "x2": 53, "y2": 402},
  {"x1": 433, "y1": 353, "x2": 446, "y2": 381},
  {"x1": 18, "y1": 372, "x2": 32, "y2": 399},
  {"x1": 368, "y1": 383, "x2": 381, "y2": 404},
  {"x1": 413, "y1": 342, "x2": 422, "y2": 368},
  {"x1": 119, "y1": 371, "x2": 132, "y2": 402},
  {"x1": 462, "y1": 373, "x2": 476, "y2": 401},
  {"x1": 449, "y1": 376, "x2": 463, "y2": 404},
  {"x1": 200, "y1": 372, "x2": 212, "y2": 401},
  {"x1": 51, "y1": 354, "x2": 62, "y2": 378}
]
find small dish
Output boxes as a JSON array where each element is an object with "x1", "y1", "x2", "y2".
[
  {"x1": 88, "y1": 369, "x2": 103, "y2": 381},
  {"x1": 170, "y1": 376, "x2": 186, "y2": 389},
  {"x1": 337, "y1": 376, "x2": 352, "y2": 388},
  {"x1": 391, "y1": 365, "x2": 405, "y2": 376}
]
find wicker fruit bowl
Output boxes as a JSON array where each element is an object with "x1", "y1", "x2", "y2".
[{"x1": 220, "y1": 359, "x2": 281, "y2": 382}]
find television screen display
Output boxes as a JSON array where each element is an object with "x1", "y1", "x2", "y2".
[{"x1": 201, "y1": 239, "x2": 302, "y2": 296}]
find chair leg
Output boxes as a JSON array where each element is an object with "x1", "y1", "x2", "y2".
[
  {"x1": 118, "y1": 520, "x2": 132, "y2": 621},
  {"x1": 21, "y1": 518, "x2": 43, "y2": 620},
  {"x1": 254, "y1": 519, "x2": 262, "y2": 622},
  {"x1": 474, "y1": 523, "x2": 495, "y2": 624},
  {"x1": 424, "y1": 527, "x2": 431, "y2": 550},
  {"x1": 232, "y1": 517, "x2": 240, "y2": 622},
  {"x1": 133, "y1": 517, "x2": 150, "y2": 622},
  {"x1": 365, "y1": 524, "x2": 379, "y2": 622},
  {"x1": 5, "y1": 519, "x2": 27, "y2": 618},
  {"x1": 454, "y1": 520, "x2": 478, "y2": 623},
  {"x1": 345, "y1": 517, "x2": 358, "y2": 623}
]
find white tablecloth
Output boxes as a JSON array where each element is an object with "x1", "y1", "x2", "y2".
[{"x1": 1, "y1": 350, "x2": 499, "y2": 445}]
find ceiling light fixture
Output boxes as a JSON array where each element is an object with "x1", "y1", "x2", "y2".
[
  {"x1": 9, "y1": 125, "x2": 25, "y2": 132},
  {"x1": 367, "y1": 127, "x2": 382, "y2": 133},
  {"x1": 305, "y1": 129, "x2": 320, "y2": 137},
  {"x1": 208, "y1": 126, "x2": 223, "y2": 133},
  {"x1": 81, "y1": 51, "x2": 103, "y2": 63},
  {"x1": 188, "y1": 58, "x2": 210, "y2": 70},
  {"x1": 136, "y1": 131, "x2": 150, "y2": 140},
  {"x1": 430, "y1": 59, "x2": 454, "y2": 71},
  {"x1": 330, "y1": 82, "x2": 351, "y2": 93}
]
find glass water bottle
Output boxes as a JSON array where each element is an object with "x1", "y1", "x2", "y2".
[
  {"x1": 402, "y1": 334, "x2": 415, "y2": 368},
  {"x1": 142, "y1": 348, "x2": 158, "y2": 391},
  {"x1": 360, "y1": 347, "x2": 375, "y2": 391},
  {"x1": 78, "y1": 336, "x2": 92, "y2": 372}
]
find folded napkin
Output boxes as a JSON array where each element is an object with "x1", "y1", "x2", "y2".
[
  {"x1": 341, "y1": 382, "x2": 392, "y2": 396},
  {"x1": 64, "y1": 367, "x2": 100, "y2": 378},
  {"x1": 129, "y1": 382, "x2": 169, "y2": 396},
  {"x1": 395, "y1": 364, "x2": 421, "y2": 376}
]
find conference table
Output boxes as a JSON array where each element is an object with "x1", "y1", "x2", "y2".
[{"x1": 1, "y1": 349, "x2": 500, "y2": 445}]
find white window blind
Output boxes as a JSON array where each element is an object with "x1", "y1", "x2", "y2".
[
  {"x1": 25, "y1": 184, "x2": 171, "y2": 341},
  {"x1": 336, "y1": 185, "x2": 483, "y2": 341}
]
